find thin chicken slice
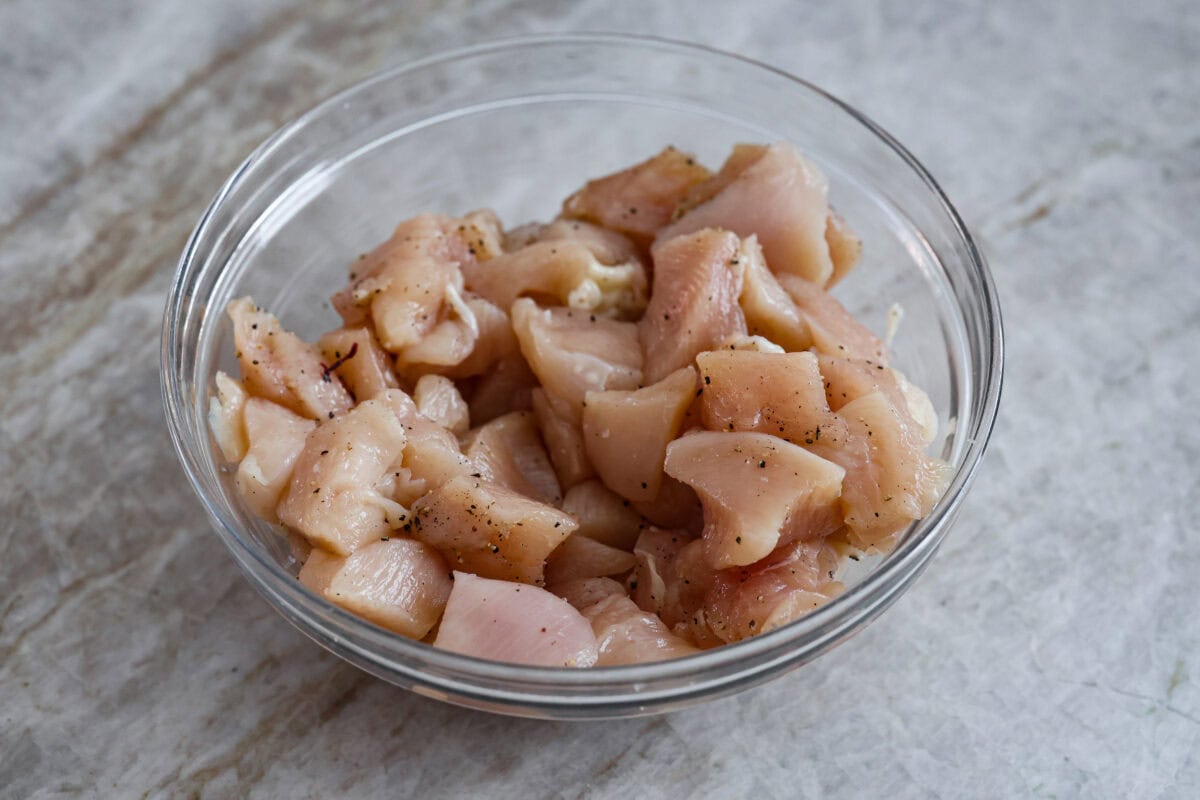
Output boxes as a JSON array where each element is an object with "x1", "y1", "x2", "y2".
[
  {"x1": 316, "y1": 326, "x2": 399, "y2": 402},
  {"x1": 639, "y1": 229, "x2": 747, "y2": 384},
  {"x1": 411, "y1": 476, "x2": 577, "y2": 585},
  {"x1": 464, "y1": 411, "x2": 561, "y2": 505},
  {"x1": 228, "y1": 297, "x2": 353, "y2": 420},
  {"x1": 562, "y1": 146, "x2": 712, "y2": 244},
  {"x1": 663, "y1": 431, "x2": 845, "y2": 569},
  {"x1": 435, "y1": 572, "x2": 598, "y2": 667},
  {"x1": 278, "y1": 398, "x2": 410, "y2": 555},
  {"x1": 235, "y1": 398, "x2": 316, "y2": 522},
  {"x1": 658, "y1": 142, "x2": 836, "y2": 286},
  {"x1": 298, "y1": 539, "x2": 452, "y2": 639},
  {"x1": 583, "y1": 366, "x2": 697, "y2": 503}
]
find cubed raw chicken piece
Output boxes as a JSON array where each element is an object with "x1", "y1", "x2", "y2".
[
  {"x1": 297, "y1": 539, "x2": 451, "y2": 639},
  {"x1": 664, "y1": 431, "x2": 845, "y2": 569},
  {"x1": 544, "y1": 534, "x2": 638, "y2": 585},
  {"x1": 824, "y1": 210, "x2": 862, "y2": 287},
  {"x1": 438, "y1": 296, "x2": 518, "y2": 379},
  {"x1": 816, "y1": 354, "x2": 937, "y2": 445},
  {"x1": 463, "y1": 238, "x2": 647, "y2": 319},
  {"x1": 561, "y1": 479, "x2": 645, "y2": 550},
  {"x1": 531, "y1": 387, "x2": 595, "y2": 490},
  {"x1": 580, "y1": 594, "x2": 700, "y2": 665},
  {"x1": 583, "y1": 366, "x2": 697, "y2": 503},
  {"x1": 717, "y1": 334, "x2": 786, "y2": 353},
  {"x1": 463, "y1": 411, "x2": 561, "y2": 505},
  {"x1": 697, "y1": 349, "x2": 848, "y2": 447},
  {"x1": 393, "y1": 275, "x2": 480, "y2": 370},
  {"x1": 777, "y1": 274, "x2": 887, "y2": 364},
  {"x1": 411, "y1": 476, "x2": 577, "y2": 585},
  {"x1": 413, "y1": 374, "x2": 470, "y2": 437},
  {"x1": 812, "y1": 392, "x2": 951, "y2": 551},
  {"x1": 209, "y1": 371, "x2": 248, "y2": 462},
  {"x1": 316, "y1": 326, "x2": 399, "y2": 402},
  {"x1": 658, "y1": 142, "x2": 837, "y2": 286},
  {"x1": 511, "y1": 298, "x2": 643, "y2": 418},
  {"x1": 235, "y1": 398, "x2": 316, "y2": 522},
  {"x1": 639, "y1": 229, "x2": 747, "y2": 384},
  {"x1": 548, "y1": 576, "x2": 628, "y2": 610},
  {"x1": 562, "y1": 146, "x2": 712, "y2": 244},
  {"x1": 627, "y1": 527, "x2": 693, "y2": 621},
  {"x1": 277, "y1": 398, "x2": 410, "y2": 555},
  {"x1": 371, "y1": 389, "x2": 474, "y2": 504},
  {"x1": 704, "y1": 539, "x2": 843, "y2": 643},
  {"x1": 736, "y1": 235, "x2": 812, "y2": 351},
  {"x1": 228, "y1": 297, "x2": 353, "y2": 420},
  {"x1": 434, "y1": 572, "x2": 599, "y2": 667}
]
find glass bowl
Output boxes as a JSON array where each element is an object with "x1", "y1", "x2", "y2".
[{"x1": 161, "y1": 33, "x2": 1002, "y2": 719}]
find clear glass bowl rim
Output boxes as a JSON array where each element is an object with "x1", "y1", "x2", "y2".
[{"x1": 160, "y1": 32, "x2": 1004, "y2": 711}]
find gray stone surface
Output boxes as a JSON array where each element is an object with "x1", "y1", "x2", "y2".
[{"x1": 2, "y1": 1, "x2": 1198, "y2": 797}]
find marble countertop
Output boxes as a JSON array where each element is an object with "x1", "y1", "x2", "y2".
[{"x1": 3, "y1": 1, "x2": 1198, "y2": 797}]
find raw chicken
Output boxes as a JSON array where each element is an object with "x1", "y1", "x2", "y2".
[
  {"x1": 463, "y1": 411, "x2": 561, "y2": 505},
  {"x1": 736, "y1": 236, "x2": 812, "y2": 351},
  {"x1": 277, "y1": 397, "x2": 410, "y2": 555},
  {"x1": 562, "y1": 146, "x2": 712, "y2": 244},
  {"x1": 411, "y1": 476, "x2": 577, "y2": 585},
  {"x1": 379, "y1": 389, "x2": 475, "y2": 500},
  {"x1": 560, "y1": 479, "x2": 645, "y2": 550},
  {"x1": 663, "y1": 431, "x2": 845, "y2": 569},
  {"x1": 549, "y1": 576, "x2": 628, "y2": 610},
  {"x1": 530, "y1": 387, "x2": 595, "y2": 489},
  {"x1": 434, "y1": 572, "x2": 599, "y2": 667},
  {"x1": 504, "y1": 219, "x2": 643, "y2": 268},
  {"x1": 236, "y1": 398, "x2": 316, "y2": 522},
  {"x1": 639, "y1": 229, "x2": 747, "y2": 384},
  {"x1": 824, "y1": 210, "x2": 863, "y2": 287},
  {"x1": 209, "y1": 371, "x2": 248, "y2": 462},
  {"x1": 412, "y1": 374, "x2": 470, "y2": 437},
  {"x1": 583, "y1": 366, "x2": 697, "y2": 503},
  {"x1": 658, "y1": 142, "x2": 837, "y2": 286},
  {"x1": 463, "y1": 355, "x2": 538, "y2": 425},
  {"x1": 777, "y1": 274, "x2": 886, "y2": 364},
  {"x1": 317, "y1": 326, "x2": 399, "y2": 402},
  {"x1": 298, "y1": 538, "x2": 451, "y2": 639},
  {"x1": 228, "y1": 297, "x2": 353, "y2": 420},
  {"x1": 581, "y1": 594, "x2": 700, "y2": 665}
]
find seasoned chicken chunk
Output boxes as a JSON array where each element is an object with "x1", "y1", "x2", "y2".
[
  {"x1": 581, "y1": 595, "x2": 700, "y2": 665},
  {"x1": 316, "y1": 326, "x2": 399, "y2": 402},
  {"x1": 235, "y1": 398, "x2": 316, "y2": 522},
  {"x1": 434, "y1": 572, "x2": 599, "y2": 667},
  {"x1": 560, "y1": 479, "x2": 645, "y2": 550},
  {"x1": 777, "y1": 274, "x2": 886, "y2": 364},
  {"x1": 209, "y1": 371, "x2": 248, "y2": 462},
  {"x1": 298, "y1": 539, "x2": 451, "y2": 639},
  {"x1": 544, "y1": 535, "x2": 637, "y2": 585},
  {"x1": 413, "y1": 374, "x2": 470, "y2": 437},
  {"x1": 463, "y1": 411, "x2": 561, "y2": 505},
  {"x1": 531, "y1": 387, "x2": 595, "y2": 489}
]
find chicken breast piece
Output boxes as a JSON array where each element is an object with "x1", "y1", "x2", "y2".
[
  {"x1": 697, "y1": 349, "x2": 847, "y2": 447},
  {"x1": 631, "y1": 475, "x2": 704, "y2": 535},
  {"x1": 434, "y1": 572, "x2": 599, "y2": 667},
  {"x1": 511, "y1": 298, "x2": 643, "y2": 418},
  {"x1": 531, "y1": 387, "x2": 595, "y2": 490},
  {"x1": 581, "y1": 594, "x2": 700, "y2": 665},
  {"x1": 658, "y1": 142, "x2": 836, "y2": 286},
  {"x1": 663, "y1": 431, "x2": 845, "y2": 569},
  {"x1": 704, "y1": 538, "x2": 842, "y2": 643},
  {"x1": 463, "y1": 411, "x2": 561, "y2": 505},
  {"x1": 544, "y1": 535, "x2": 638, "y2": 585},
  {"x1": 505, "y1": 219, "x2": 643, "y2": 267},
  {"x1": 777, "y1": 274, "x2": 887, "y2": 364},
  {"x1": 316, "y1": 326, "x2": 399, "y2": 402},
  {"x1": 277, "y1": 398, "x2": 410, "y2": 555},
  {"x1": 228, "y1": 297, "x2": 354, "y2": 420},
  {"x1": 413, "y1": 374, "x2": 470, "y2": 437},
  {"x1": 379, "y1": 389, "x2": 475, "y2": 500},
  {"x1": 464, "y1": 354, "x2": 538, "y2": 426},
  {"x1": 737, "y1": 235, "x2": 812, "y2": 351},
  {"x1": 824, "y1": 210, "x2": 862, "y2": 287},
  {"x1": 560, "y1": 479, "x2": 645, "y2": 550},
  {"x1": 562, "y1": 146, "x2": 712, "y2": 244},
  {"x1": 411, "y1": 476, "x2": 577, "y2": 585},
  {"x1": 209, "y1": 371, "x2": 248, "y2": 462},
  {"x1": 811, "y1": 391, "x2": 951, "y2": 551},
  {"x1": 627, "y1": 527, "x2": 694, "y2": 622},
  {"x1": 235, "y1": 398, "x2": 316, "y2": 522},
  {"x1": 297, "y1": 539, "x2": 452, "y2": 639},
  {"x1": 816, "y1": 354, "x2": 937, "y2": 444},
  {"x1": 639, "y1": 229, "x2": 747, "y2": 384},
  {"x1": 583, "y1": 366, "x2": 697, "y2": 503}
]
